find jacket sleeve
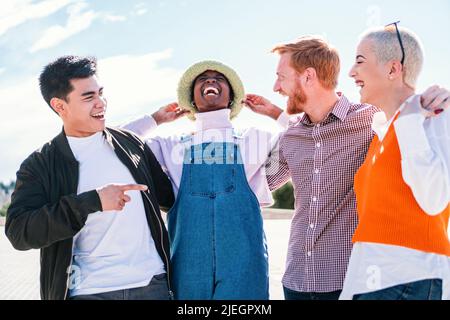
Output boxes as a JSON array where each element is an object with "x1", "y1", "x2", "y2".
[
  {"x1": 5, "y1": 157, "x2": 102, "y2": 251},
  {"x1": 144, "y1": 143, "x2": 175, "y2": 212}
]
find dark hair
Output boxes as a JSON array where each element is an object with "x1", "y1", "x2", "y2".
[{"x1": 39, "y1": 55, "x2": 97, "y2": 110}]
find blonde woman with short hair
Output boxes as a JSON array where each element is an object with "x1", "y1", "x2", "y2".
[{"x1": 341, "y1": 23, "x2": 450, "y2": 300}]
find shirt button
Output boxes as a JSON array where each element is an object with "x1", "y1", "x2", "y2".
[
  {"x1": 316, "y1": 143, "x2": 321, "y2": 148},
  {"x1": 314, "y1": 169, "x2": 319, "y2": 174},
  {"x1": 316, "y1": 124, "x2": 320, "y2": 128},
  {"x1": 310, "y1": 224, "x2": 315, "y2": 229},
  {"x1": 307, "y1": 251, "x2": 312, "y2": 257},
  {"x1": 312, "y1": 196, "x2": 317, "y2": 202}
]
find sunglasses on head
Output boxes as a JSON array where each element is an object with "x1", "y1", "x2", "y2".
[{"x1": 385, "y1": 20, "x2": 405, "y2": 65}]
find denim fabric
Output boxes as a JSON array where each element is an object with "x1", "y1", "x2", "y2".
[
  {"x1": 283, "y1": 286, "x2": 342, "y2": 300},
  {"x1": 168, "y1": 142, "x2": 269, "y2": 300},
  {"x1": 69, "y1": 273, "x2": 170, "y2": 300},
  {"x1": 353, "y1": 278, "x2": 443, "y2": 300}
]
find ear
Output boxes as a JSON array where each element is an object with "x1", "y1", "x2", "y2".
[
  {"x1": 50, "y1": 97, "x2": 66, "y2": 116},
  {"x1": 304, "y1": 67, "x2": 317, "y2": 86},
  {"x1": 388, "y1": 60, "x2": 403, "y2": 80}
]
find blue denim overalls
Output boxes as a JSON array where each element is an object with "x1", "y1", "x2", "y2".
[{"x1": 167, "y1": 136, "x2": 269, "y2": 300}]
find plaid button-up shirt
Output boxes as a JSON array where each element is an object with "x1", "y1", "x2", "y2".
[{"x1": 266, "y1": 94, "x2": 378, "y2": 293}]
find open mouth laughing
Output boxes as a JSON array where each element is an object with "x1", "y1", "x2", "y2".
[
  {"x1": 355, "y1": 80, "x2": 365, "y2": 91},
  {"x1": 202, "y1": 85, "x2": 220, "y2": 97},
  {"x1": 91, "y1": 110, "x2": 105, "y2": 121}
]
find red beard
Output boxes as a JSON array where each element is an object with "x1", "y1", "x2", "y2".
[{"x1": 287, "y1": 84, "x2": 307, "y2": 115}]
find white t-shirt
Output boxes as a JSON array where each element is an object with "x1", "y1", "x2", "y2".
[{"x1": 67, "y1": 132, "x2": 165, "y2": 297}]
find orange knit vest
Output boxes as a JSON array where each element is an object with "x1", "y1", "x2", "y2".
[{"x1": 353, "y1": 116, "x2": 450, "y2": 256}]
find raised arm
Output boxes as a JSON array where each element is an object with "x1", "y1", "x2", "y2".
[
  {"x1": 122, "y1": 103, "x2": 188, "y2": 137},
  {"x1": 121, "y1": 103, "x2": 188, "y2": 172},
  {"x1": 394, "y1": 88, "x2": 450, "y2": 215},
  {"x1": 243, "y1": 94, "x2": 290, "y2": 129}
]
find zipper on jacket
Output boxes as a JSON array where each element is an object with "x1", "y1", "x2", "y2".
[
  {"x1": 142, "y1": 190, "x2": 174, "y2": 299},
  {"x1": 110, "y1": 134, "x2": 174, "y2": 298},
  {"x1": 63, "y1": 242, "x2": 75, "y2": 300}
]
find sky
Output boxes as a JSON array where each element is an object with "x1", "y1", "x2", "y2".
[{"x1": 0, "y1": 0, "x2": 449, "y2": 181}]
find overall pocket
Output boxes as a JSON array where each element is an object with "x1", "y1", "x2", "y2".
[{"x1": 188, "y1": 143, "x2": 236, "y2": 196}]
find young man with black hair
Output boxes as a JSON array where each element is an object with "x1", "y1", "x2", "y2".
[{"x1": 5, "y1": 56, "x2": 175, "y2": 300}]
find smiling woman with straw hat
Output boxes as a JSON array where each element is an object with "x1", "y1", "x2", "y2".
[{"x1": 123, "y1": 60, "x2": 290, "y2": 299}]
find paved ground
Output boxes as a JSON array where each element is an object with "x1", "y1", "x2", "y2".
[
  {"x1": 0, "y1": 217, "x2": 292, "y2": 300},
  {"x1": 0, "y1": 227, "x2": 40, "y2": 300}
]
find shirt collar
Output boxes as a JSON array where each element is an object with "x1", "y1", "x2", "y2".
[
  {"x1": 371, "y1": 94, "x2": 415, "y2": 140},
  {"x1": 195, "y1": 108, "x2": 233, "y2": 131},
  {"x1": 300, "y1": 93, "x2": 351, "y2": 125}
]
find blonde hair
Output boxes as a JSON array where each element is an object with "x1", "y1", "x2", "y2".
[
  {"x1": 360, "y1": 26, "x2": 424, "y2": 89},
  {"x1": 272, "y1": 36, "x2": 340, "y2": 90}
]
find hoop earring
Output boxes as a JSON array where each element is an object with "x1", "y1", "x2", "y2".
[
  {"x1": 228, "y1": 101, "x2": 234, "y2": 107},
  {"x1": 191, "y1": 101, "x2": 196, "y2": 107}
]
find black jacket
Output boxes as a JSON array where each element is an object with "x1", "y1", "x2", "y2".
[{"x1": 5, "y1": 127, "x2": 175, "y2": 300}]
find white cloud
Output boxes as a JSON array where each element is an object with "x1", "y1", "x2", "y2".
[
  {"x1": 98, "y1": 49, "x2": 182, "y2": 121},
  {"x1": 30, "y1": 2, "x2": 98, "y2": 53},
  {"x1": 0, "y1": 49, "x2": 183, "y2": 180},
  {"x1": 133, "y1": 3, "x2": 149, "y2": 16},
  {"x1": 0, "y1": 76, "x2": 61, "y2": 180},
  {"x1": 136, "y1": 8, "x2": 148, "y2": 16},
  {"x1": 0, "y1": 0, "x2": 76, "y2": 37},
  {"x1": 102, "y1": 14, "x2": 127, "y2": 23}
]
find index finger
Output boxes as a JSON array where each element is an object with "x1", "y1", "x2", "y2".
[
  {"x1": 245, "y1": 93, "x2": 260, "y2": 100},
  {"x1": 119, "y1": 184, "x2": 148, "y2": 191},
  {"x1": 421, "y1": 85, "x2": 441, "y2": 107},
  {"x1": 165, "y1": 103, "x2": 179, "y2": 111},
  {"x1": 428, "y1": 92, "x2": 450, "y2": 111},
  {"x1": 243, "y1": 99, "x2": 255, "y2": 108}
]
